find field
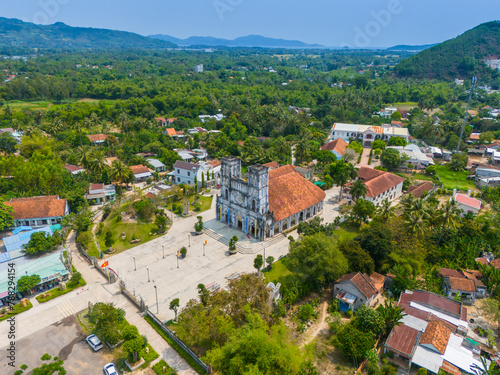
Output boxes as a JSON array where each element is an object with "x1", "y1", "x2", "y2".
[
  {"x1": 332, "y1": 222, "x2": 359, "y2": 241},
  {"x1": 99, "y1": 221, "x2": 161, "y2": 255},
  {"x1": 435, "y1": 165, "x2": 476, "y2": 191}
]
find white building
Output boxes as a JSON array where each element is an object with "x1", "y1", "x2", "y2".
[
  {"x1": 453, "y1": 190, "x2": 481, "y2": 215},
  {"x1": 346, "y1": 167, "x2": 405, "y2": 206},
  {"x1": 172, "y1": 160, "x2": 204, "y2": 186},
  {"x1": 147, "y1": 158, "x2": 166, "y2": 173},
  {"x1": 5, "y1": 195, "x2": 69, "y2": 228},
  {"x1": 199, "y1": 114, "x2": 224, "y2": 123},
  {"x1": 387, "y1": 144, "x2": 434, "y2": 169},
  {"x1": 194, "y1": 64, "x2": 204, "y2": 73},
  {"x1": 329, "y1": 123, "x2": 409, "y2": 146}
]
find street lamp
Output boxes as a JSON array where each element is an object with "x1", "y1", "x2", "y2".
[
  {"x1": 203, "y1": 240, "x2": 206, "y2": 256},
  {"x1": 176, "y1": 250, "x2": 179, "y2": 269},
  {"x1": 133, "y1": 256, "x2": 136, "y2": 271},
  {"x1": 263, "y1": 247, "x2": 266, "y2": 270},
  {"x1": 188, "y1": 233, "x2": 191, "y2": 247},
  {"x1": 162, "y1": 245, "x2": 165, "y2": 259},
  {"x1": 154, "y1": 284, "x2": 159, "y2": 314},
  {"x1": 146, "y1": 266, "x2": 150, "y2": 282}
]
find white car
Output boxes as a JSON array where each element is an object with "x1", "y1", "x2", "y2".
[
  {"x1": 86, "y1": 334, "x2": 103, "y2": 351},
  {"x1": 103, "y1": 362, "x2": 119, "y2": 375}
]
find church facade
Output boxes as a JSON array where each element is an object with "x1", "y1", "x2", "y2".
[{"x1": 216, "y1": 157, "x2": 326, "y2": 240}]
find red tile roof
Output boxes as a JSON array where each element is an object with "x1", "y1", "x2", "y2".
[
  {"x1": 358, "y1": 167, "x2": 406, "y2": 198},
  {"x1": 129, "y1": 165, "x2": 151, "y2": 174},
  {"x1": 6, "y1": 195, "x2": 67, "y2": 220},
  {"x1": 89, "y1": 183, "x2": 104, "y2": 191},
  {"x1": 268, "y1": 165, "x2": 326, "y2": 222},
  {"x1": 263, "y1": 161, "x2": 280, "y2": 170},
  {"x1": 475, "y1": 257, "x2": 489, "y2": 266},
  {"x1": 64, "y1": 164, "x2": 83, "y2": 173},
  {"x1": 385, "y1": 324, "x2": 419, "y2": 358},
  {"x1": 439, "y1": 268, "x2": 463, "y2": 279},
  {"x1": 399, "y1": 290, "x2": 462, "y2": 318},
  {"x1": 86, "y1": 134, "x2": 107, "y2": 142},
  {"x1": 335, "y1": 272, "x2": 380, "y2": 300},
  {"x1": 209, "y1": 159, "x2": 221, "y2": 168},
  {"x1": 490, "y1": 259, "x2": 500, "y2": 269},
  {"x1": 408, "y1": 182, "x2": 434, "y2": 198},
  {"x1": 448, "y1": 277, "x2": 476, "y2": 293},
  {"x1": 454, "y1": 193, "x2": 481, "y2": 210},
  {"x1": 165, "y1": 128, "x2": 177, "y2": 137},
  {"x1": 320, "y1": 138, "x2": 348, "y2": 155},
  {"x1": 420, "y1": 320, "x2": 451, "y2": 354}
]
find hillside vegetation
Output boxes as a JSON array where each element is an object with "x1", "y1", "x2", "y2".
[{"x1": 395, "y1": 21, "x2": 500, "y2": 83}]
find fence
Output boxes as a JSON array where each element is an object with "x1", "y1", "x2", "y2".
[
  {"x1": 119, "y1": 279, "x2": 146, "y2": 312},
  {"x1": 75, "y1": 241, "x2": 93, "y2": 264},
  {"x1": 145, "y1": 308, "x2": 210, "y2": 374}
]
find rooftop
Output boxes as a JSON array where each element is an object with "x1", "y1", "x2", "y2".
[
  {"x1": 268, "y1": 165, "x2": 326, "y2": 222},
  {"x1": 173, "y1": 160, "x2": 201, "y2": 171},
  {"x1": 320, "y1": 138, "x2": 348, "y2": 155},
  {"x1": 447, "y1": 277, "x2": 476, "y2": 293},
  {"x1": 399, "y1": 290, "x2": 463, "y2": 319},
  {"x1": 5, "y1": 195, "x2": 67, "y2": 220},
  {"x1": 332, "y1": 123, "x2": 409, "y2": 137},
  {"x1": 129, "y1": 165, "x2": 151, "y2": 175},
  {"x1": 454, "y1": 193, "x2": 481, "y2": 210},
  {"x1": 335, "y1": 272, "x2": 380, "y2": 300},
  {"x1": 420, "y1": 321, "x2": 451, "y2": 354},
  {"x1": 408, "y1": 182, "x2": 434, "y2": 198},
  {"x1": 357, "y1": 167, "x2": 406, "y2": 198},
  {"x1": 86, "y1": 134, "x2": 107, "y2": 142},
  {"x1": 385, "y1": 324, "x2": 419, "y2": 357}
]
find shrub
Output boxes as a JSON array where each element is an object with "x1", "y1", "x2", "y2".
[
  {"x1": 417, "y1": 368, "x2": 428, "y2": 375},
  {"x1": 152, "y1": 359, "x2": 177, "y2": 375},
  {"x1": 67, "y1": 272, "x2": 82, "y2": 288},
  {"x1": 380, "y1": 364, "x2": 397, "y2": 375},
  {"x1": 298, "y1": 303, "x2": 315, "y2": 322}
]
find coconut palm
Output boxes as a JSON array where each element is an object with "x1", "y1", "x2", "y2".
[
  {"x1": 75, "y1": 145, "x2": 93, "y2": 169},
  {"x1": 405, "y1": 211, "x2": 429, "y2": 236},
  {"x1": 273, "y1": 136, "x2": 291, "y2": 164},
  {"x1": 89, "y1": 149, "x2": 108, "y2": 175},
  {"x1": 376, "y1": 199, "x2": 395, "y2": 223},
  {"x1": 349, "y1": 179, "x2": 368, "y2": 201},
  {"x1": 294, "y1": 138, "x2": 311, "y2": 165},
  {"x1": 329, "y1": 160, "x2": 357, "y2": 201},
  {"x1": 437, "y1": 199, "x2": 462, "y2": 245},
  {"x1": 109, "y1": 160, "x2": 133, "y2": 186}
]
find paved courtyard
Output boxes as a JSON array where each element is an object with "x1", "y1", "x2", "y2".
[{"x1": 106, "y1": 187, "x2": 342, "y2": 322}]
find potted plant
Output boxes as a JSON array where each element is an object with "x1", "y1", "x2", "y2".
[
  {"x1": 194, "y1": 216, "x2": 203, "y2": 234},
  {"x1": 179, "y1": 246, "x2": 187, "y2": 259},
  {"x1": 228, "y1": 236, "x2": 238, "y2": 255}
]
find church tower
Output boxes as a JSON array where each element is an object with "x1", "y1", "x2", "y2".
[{"x1": 247, "y1": 165, "x2": 269, "y2": 214}]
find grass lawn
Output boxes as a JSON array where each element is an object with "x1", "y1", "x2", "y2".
[
  {"x1": 2, "y1": 100, "x2": 53, "y2": 112},
  {"x1": 189, "y1": 195, "x2": 213, "y2": 212},
  {"x1": 263, "y1": 258, "x2": 292, "y2": 284},
  {"x1": 99, "y1": 221, "x2": 161, "y2": 255},
  {"x1": 435, "y1": 165, "x2": 476, "y2": 191},
  {"x1": 333, "y1": 222, "x2": 359, "y2": 242},
  {"x1": 0, "y1": 301, "x2": 33, "y2": 322},
  {"x1": 36, "y1": 277, "x2": 87, "y2": 303}
]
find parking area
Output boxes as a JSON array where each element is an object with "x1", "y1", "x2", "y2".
[{"x1": 0, "y1": 315, "x2": 111, "y2": 375}]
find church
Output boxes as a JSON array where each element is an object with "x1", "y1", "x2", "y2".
[{"x1": 216, "y1": 157, "x2": 326, "y2": 240}]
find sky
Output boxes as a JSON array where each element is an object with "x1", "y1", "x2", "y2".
[{"x1": 1, "y1": 0, "x2": 500, "y2": 48}]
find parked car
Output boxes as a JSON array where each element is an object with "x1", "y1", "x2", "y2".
[
  {"x1": 103, "y1": 362, "x2": 119, "y2": 375},
  {"x1": 86, "y1": 334, "x2": 103, "y2": 351}
]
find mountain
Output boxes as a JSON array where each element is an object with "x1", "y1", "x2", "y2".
[
  {"x1": 395, "y1": 21, "x2": 500, "y2": 80},
  {"x1": 0, "y1": 17, "x2": 176, "y2": 50},
  {"x1": 149, "y1": 34, "x2": 324, "y2": 48},
  {"x1": 386, "y1": 44, "x2": 437, "y2": 52}
]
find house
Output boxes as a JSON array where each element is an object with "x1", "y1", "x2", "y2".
[
  {"x1": 164, "y1": 128, "x2": 185, "y2": 139},
  {"x1": 453, "y1": 190, "x2": 481, "y2": 215},
  {"x1": 0, "y1": 128, "x2": 22, "y2": 142},
  {"x1": 147, "y1": 158, "x2": 166, "y2": 173},
  {"x1": 328, "y1": 123, "x2": 409, "y2": 146},
  {"x1": 444, "y1": 277, "x2": 477, "y2": 304},
  {"x1": 333, "y1": 272, "x2": 383, "y2": 312},
  {"x1": 188, "y1": 127, "x2": 207, "y2": 135},
  {"x1": 172, "y1": 160, "x2": 204, "y2": 186},
  {"x1": 85, "y1": 183, "x2": 116, "y2": 205},
  {"x1": 378, "y1": 106, "x2": 398, "y2": 118},
  {"x1": 387, "y1": 144, "x2": 434, "y2": 169},
  {"x1": 263, "y1": 161, "x2": 280, "y2": 170},
  {"x1": 129, "y1": 165, "x2": 153, "y2": 182},
  {"x1": 429, "y1": 147, "x2": 442, "y2": 158},
  {"x1": 346, "y1": 167, "x2": 405, "y2": 206},
  {"x1": 199, "y1": 114, "x2": 224, "y2": 123},
  {"x1": 155, "y1": 117, "x2": 176, "y2": 127},
  {"x1": 86, "y1": 134, "x2": 107, "y2": 145},
  {"x1": 320, "y1": 138, "x2": 348, "y2": 159},
  {"x1": 383, "y1": 290, "x2": 485, "y2": 375},
  {"x1": 194, "y1": 64, "x2": 204, "y2": 73},
  {"x1": 468, "y1": 133, "x2": 481, "y2": 143},
  {"x1": 461, "y1": 270, "x2": 487, "y2": 296},
  {"x1": 407, "y1": 182, "x2": 434, "y2": 199},
  {"x1": 5, "y1": 195, "x2": 69, "y2": 228},
  {"x1": 64, "y1": 164, "x2": 85, "y2": 175}
]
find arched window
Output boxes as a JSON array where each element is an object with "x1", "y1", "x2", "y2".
[{"x1": 252, "y1": 200, "x2": 256, "y2": 211}]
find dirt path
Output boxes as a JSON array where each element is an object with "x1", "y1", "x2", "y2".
[{"x1": 301, "y1": 301, "x2": 330, "y2": 347}]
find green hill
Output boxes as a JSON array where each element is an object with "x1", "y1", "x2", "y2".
[
  {"x1": 0, "y1": 17, "x2": 176, "y2": 50},
  {"x1": 395, "y1": 21, "x2": 500, "y2": 82}
]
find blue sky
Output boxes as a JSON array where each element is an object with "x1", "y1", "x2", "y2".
[{"x1": 2, "y1": 0, "x2": 499, "y2": 47}]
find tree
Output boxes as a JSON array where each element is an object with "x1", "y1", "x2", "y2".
[
  {"x1": 109, "y1": 160, "x2": 133, "y2": 186},
  {"x1": 134, "y1": 200, "x2": 155, "y2": 221},
  {"x1": 343, "y1": 148, "x2": 359, "y2": 163},
  {"x1": 481, "y1": 299, "x2": 500, "y2": 328},
  {"x1": 254, "y1": 254, "x2": 264, "y2": 275},
  {"x1": 352, "y1": 199, "x2": 376, "y2": 223},
  {"x1": 437, "y1": 199, "x2": 462, "y2": 244},
  {"x1": 329, "y1": 159, "x2": 356, "y2": 201},
  {"x1": 205, "y1": 310, "x2": 314, "y2": 375},
  {"x1": 350, "y1": 179, "x2": 368, "y2": 201},
  {"x1": 405, "y1": 211, "x2": 429, "y2": 236},
  {"x1": 197, "y1": 283, "x2": 210, "y2": 307},
  {"x1": 104, "y1": 231, "x2": 114, "y2": 249},
  {"x1": 229, "y1": 235, "x2": 238, "y2": 251},
  {"x1": 88, "y1": 302, "x2": 125, "y2": 345},
  {"x1": 23, "y1": 232, "x2": 56, "y2": 255},
  {"x1": 170, "y1": 298, "x2": 180, "y2": 321},
  {"x1": 201, "y1": 172, "x2": 205, "y2": 188},
  {"x1": 346, "y1": 141, "x2": 363, "y2": 155},
  {"x1": 334, "y1": 323, "x2": 375, "y2": 365},
  {"x1": 155, "y1": 214, "x2": 167, "y2": 233},
  {"x1": 376, "y1": 199, "x2": 394, "y2": 223},
  {"x1": 449, "y1": 152, "x2": 468, "y2": 172},
  {"x1": 0, "y1": 200, "x2": 13, "y2": 230},
  {"x1": 294, "y1": 138, "x2": 311, "y2": 165},
  {"x1": 377, "y1": 299, "x2": 406, "y2": 336},
  {"x1": 123, "y1": 336, "x2": 145, "y2": 364},
  {"x1": 355, "y1": 223, "x2": 393, "y2": 269},
  {"x1": 338, "y1": 239, "x2": 375, "y2": 274},
  {"x1": 287, "y1": 233, "x2": 348, "y2": 287},
  {"x1": 353, "y1": 305, "x2": 385, "y2": 337},
  {"x1": 371, "y1": 140, "x2": 386, "y2": 150},
  {"x1": 17, "y1": 274, "x2": 41, "y2": 293},
  {"x1": 387, "y1": 137, "x2": 406, "y2": 146},
  {"x1": 380, "y1": 148, "x2": 401, "y2": 171},
  {"x1": 0, "y1": 133, "x2": 17, "y2": 154},
  {"x1": 266, "y1": 256, "x2": 275, "y2": 270}
]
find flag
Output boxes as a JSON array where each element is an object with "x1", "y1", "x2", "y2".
[
  {"x1": 205, "y1": 240, "x2": 207, "y2": 245},
  {"x1": 101, "y1": 261, "x2": 109, "y2": 268}
]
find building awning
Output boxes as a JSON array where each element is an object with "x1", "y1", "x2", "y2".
[
  {"x1": 134, "y1": 172, "x2": 152, "y2": 179},
  {"x1": 86, "y1": 193, "x2": 105, "y2": 199},
  {"x1": 12, "y1": 226, "x2": 32, "y2": 235},
  {"x1": 314, "y1": 181, "x2": 326, "y2": 187},
  {"x1": 336, "y1": 289, "x2": 357, "y2": 304}
]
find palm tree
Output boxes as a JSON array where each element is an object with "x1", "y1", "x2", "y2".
[
  {"x1": 377, "y1": 299, "x2": 406, "y2": 337},
  {"x1": 405, "y1": 211, "x2": 429, "y2": 236},
  {"x1": 437, "y1": 199, "x2": 462, "y2": 245},
  {"x1": 109, "y1": 160, "x2": 133, "y2": 186},
  {"x1": 89, "y1": 149, "x2": 108, "y2": 175},
  {"x1": 349, "y1": 179, "x2": 367, "y2": 201},
  {"x1": 376, "y1": 199, "x2": 395, "y2": 223},
  {"x1": 329, "y1": 160, "x2": 356, "y2": 201},
  {"x1": 273, "y1": 136, "x2": 290, "y2": 164},
  {"x1": 76, "y1": 145, "x2": 93, "y2": 169},
  {"x1": 294, "y1": 138, "x2": 310, "y2": 165}
]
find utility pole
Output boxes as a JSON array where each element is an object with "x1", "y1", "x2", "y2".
[{"x1": 457, "y1": 76, "x2": 477, "y2": 153}]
